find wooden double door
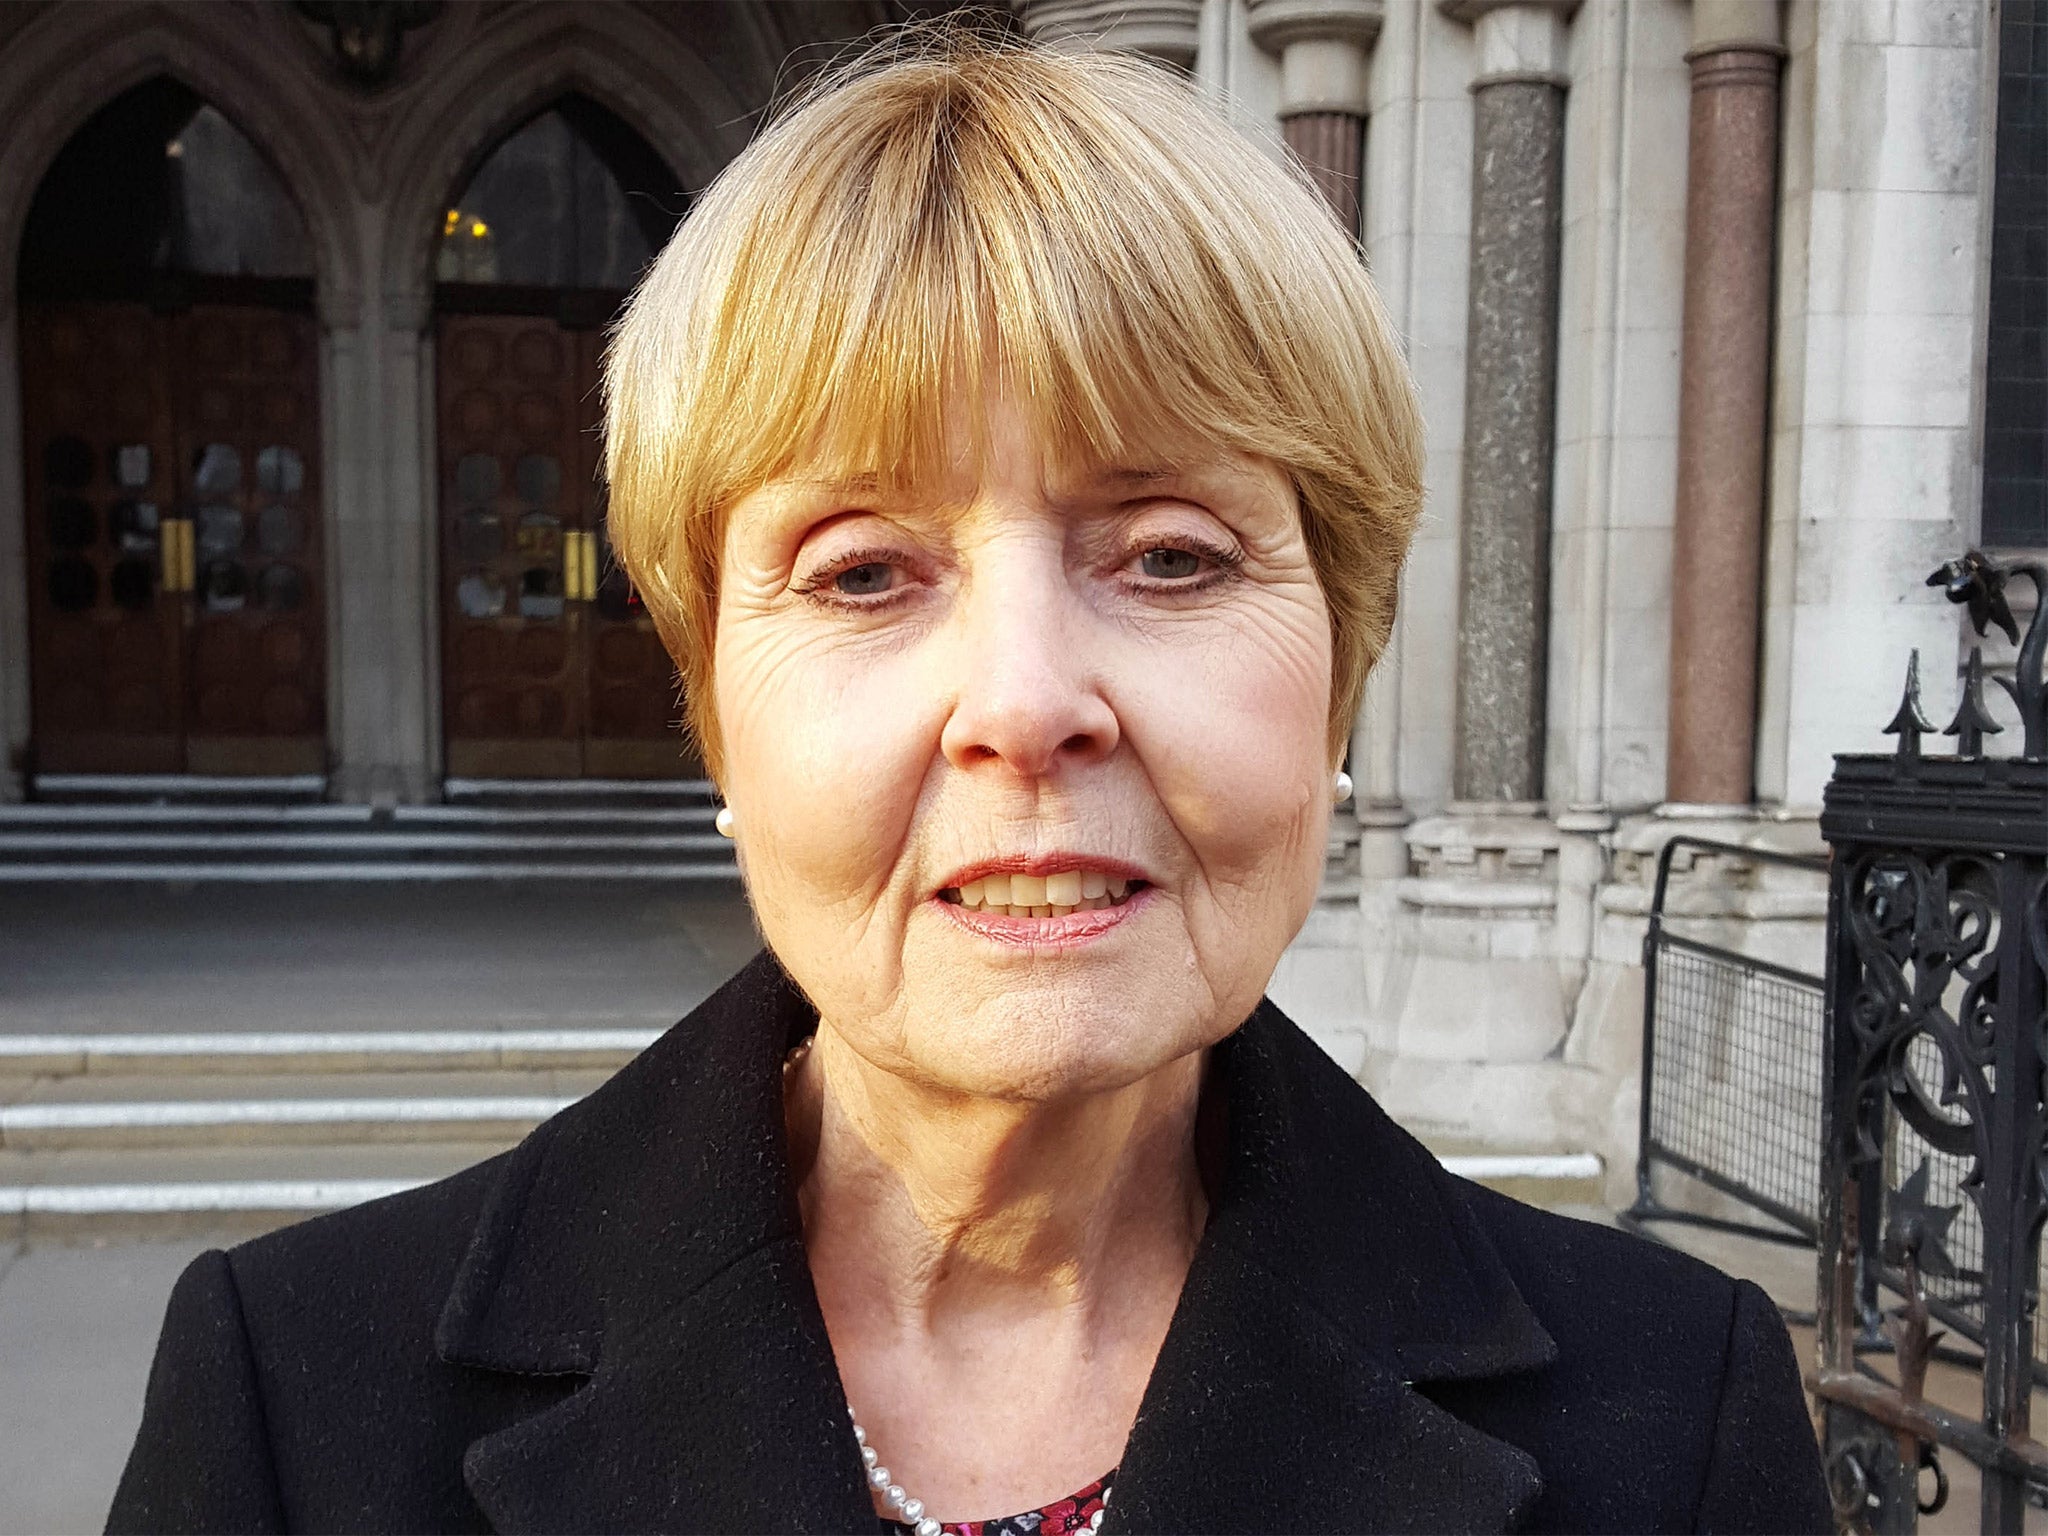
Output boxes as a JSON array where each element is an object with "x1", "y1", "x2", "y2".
[
  {"x1": 436, "y1": 312, "x2": 696, "y2": 780},
  {"x1": 22, "y1": 301, "x2": 326, "y2": 776}
]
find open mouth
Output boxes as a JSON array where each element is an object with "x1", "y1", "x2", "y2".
[{"x1": 938, "y1": 872, "x2": 1150, "y2": 919}]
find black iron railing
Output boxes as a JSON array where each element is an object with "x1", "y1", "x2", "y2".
[
  {"x1": 1814, "y1": 551, "x2": 2048, "y2": 1533},
  {"x1": 1626, "y1": 835, "x2": 1828, "y2": 1246}
]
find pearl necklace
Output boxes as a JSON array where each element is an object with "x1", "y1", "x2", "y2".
[
  {"x1": 787, "y1": 1043, "x2": 1110, "y2": 1535},
  {"x1": 851, "y1": 1404, "x2": 1109, "y2": 1535}
]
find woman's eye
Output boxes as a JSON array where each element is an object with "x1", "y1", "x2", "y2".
[
  {"x1": 1137, "y1": 546, "x2": 1205, "y2": 580},
  {"x1": 833, "y1": 561, "x2": 898, "y2": 596}
]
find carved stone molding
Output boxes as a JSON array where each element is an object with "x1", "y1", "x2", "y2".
[
  {"x1": 1435, "y1": 0, "x2": 1577, "y2": 89},
  {"x1": 1245, "y1": 0, "x2": 1382, "y2": 56},
  {"x1": 1687, "y1": 0, "x2": 1784, "y2": 60},
  {"x1": 1248, "y1": 0, "x2": 1380, "y2": 122},
  {"x1": 1434, "y1": 0, "x2": 1579, "y2": 23},
  {"x1": 1010, "y1": 0, "x2": 1202, "y2": 70}
]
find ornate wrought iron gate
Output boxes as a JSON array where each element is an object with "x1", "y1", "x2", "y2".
[{"x1": 1815, "y1": 552, "x2": 2048, "y2": 1532}]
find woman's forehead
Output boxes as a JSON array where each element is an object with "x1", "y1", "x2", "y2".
[
  {"x1": 753, "y1": 452, "x2": 1289, "y2": 527},
  {"x1": 769, "y1": 402, "x2": 1273, "y2": 505}
]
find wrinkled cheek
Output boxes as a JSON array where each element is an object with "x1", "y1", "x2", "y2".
[
  {"x1": 1137, "y1": 636, "x2": 1327, "y2": 861},
  {"x1": 714, "y1": 634, "x2": 927, "y2": 945}
]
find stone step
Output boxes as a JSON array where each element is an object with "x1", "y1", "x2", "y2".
[
  {"x1": 441, "y1": 777, "x2": 718, "y2": 809},
  {"x1": 23, "y1": 776, "x2": 720, "y2": 811},
  {"x1": 0, "y1": 1068, "x2": 612, "y2": 1150},
  {"x1": 0, "y1": 1141, "x2": 514, "y2": 1239},
  {"x1": 0, "y1": 1028, "x2": 663, "y2": 1077},
  {"x1": 1424, "y1": 1141, "x2": 1608, "y2": 1210},
  {"x1": 0, "y1": 802, "x2": 720, "y2": 831},
  {"x1": 26, "y1": 772, "x2": 329, "y2": 806},
  {"x1": 0, "y1": 793, "x2": 740, "y2": 881}
]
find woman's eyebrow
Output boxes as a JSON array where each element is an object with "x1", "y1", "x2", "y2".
[
  {"x1": 1088, "y1": 465, "x2": 1176, "y2": 491},
  {"x1": 785, "y1": 471, "x2": 884, "y2": 496}
]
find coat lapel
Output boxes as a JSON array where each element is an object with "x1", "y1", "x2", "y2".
[
  {"x1": 1111, "y1": 1243, "x2": 1543, "y2": 1533},
  {"x1": 436, "y1": 954, "x2": 1556, "y2": 1534},
  {"x1": 1109, "y1": 998, "x2": 1555, "y2": 1534},
  {"x1": 459, "y1": 1236, "x2": 875, "y2": 1533},
  {"x1": 438, "y1": 951, "x2": 875, "y2": 1533}
]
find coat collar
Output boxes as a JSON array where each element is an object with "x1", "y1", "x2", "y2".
[{"x1": 440, "y1": 950, "x2": 1556, "y2": 1533}]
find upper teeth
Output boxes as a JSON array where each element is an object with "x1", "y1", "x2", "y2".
[{"x1": 951, "y1": 871, "x2": 1134, "y2": 916}]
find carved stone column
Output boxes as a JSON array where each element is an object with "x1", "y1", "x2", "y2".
[
  {"x1": 1247, "y1": 0, "x2": 1383, "y2": 237},
  {"x1": 1439, "y1": 0, "x2": 1574, "y2": 805},
  {"x1": 1361, "y1": 1, "x2": 1581, "y2": 1144},
  {"x1": 0, "y1": 298, "x2": 25, "y2": 801},
  {"x1": 1666, "y1": 0, "x2": 1784, "y2": 806},
  {"x1": 327, "y1": 278, "x2": 437, "y2": 804},
  {"x1": 1010, "y1": 0, "x2": 1203, "y2": 70}
]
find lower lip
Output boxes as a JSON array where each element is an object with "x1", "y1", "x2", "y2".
[{"x1": 933, "y1": 884, "x2": 1155, "y2": 948}]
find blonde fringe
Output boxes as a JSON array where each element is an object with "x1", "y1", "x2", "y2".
[{"x1": 604, "y1": 22, "x2": 1423, "y2": 783}]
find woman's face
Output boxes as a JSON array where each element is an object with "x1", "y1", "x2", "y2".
[{"x1": 714, "y1": 396, "x2": 1335, "y2": 1101}]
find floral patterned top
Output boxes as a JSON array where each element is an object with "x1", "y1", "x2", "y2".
[{"x1": 881, "y1": 1470, "x2": 1114, "y2": 1536}]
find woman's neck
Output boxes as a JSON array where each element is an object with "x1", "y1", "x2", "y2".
[
  {"x1": 785, "y1": 1026, "x2": 1211, "y2": 1330},
  {"x1": 783, "y1": 1027, "x2": 1218, "y2": 1521}
]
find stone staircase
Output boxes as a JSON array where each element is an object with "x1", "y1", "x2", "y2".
[
  {"x1": 0, "y1": 778, "x2": 739, "y2": 882},
  {"x1": 0, "y1": 1028, "x2": 656, "y2": 1237},
  {"x1": 0, "y1": 1028, "x2": 1604, "y2": 1238}
]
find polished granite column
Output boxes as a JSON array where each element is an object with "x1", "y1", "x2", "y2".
[
  {"x1": 1440, "y1": 0, "x2": 1573, "y2": 804},
  {"x1": 1667, "y1": 0, "x2": 1784, "y2": 806}
]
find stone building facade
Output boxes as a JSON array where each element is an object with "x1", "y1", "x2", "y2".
[
  {"x1": 1019, "y1": 0, "x2": 2039, "y2": 1192},
  {"x1": 0, "y1": 1, "x2": 2038, "y2": 1190}
]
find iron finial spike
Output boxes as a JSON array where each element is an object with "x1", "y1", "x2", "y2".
[
  {"x1": 1884, "y1": 650, "x2": 1935, "y2": 762},
  {"x1": 1931, "y1": 546, "x2": 2047, "y2": 758},
  {"x1": 1941, "y1": 648, "x2": 2003, "y2": 759}
]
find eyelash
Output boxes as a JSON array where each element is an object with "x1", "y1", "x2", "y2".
[{"x1": 793, "y1": 537, "x2": 1245, "y2": 612}]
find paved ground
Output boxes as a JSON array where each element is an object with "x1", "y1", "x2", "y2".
[
  {"x1": 0, "y1": 880, "x2": 763, "y2": 1531},
  {"x1": 0, "y1": 882, "x2": 762, "y2": 1034},
  {"x1": 0, "y1": 1233, "x2": 215, "y2": 1534}
]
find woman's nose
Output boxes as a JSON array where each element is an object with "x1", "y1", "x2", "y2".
[{"x1": 938, "y1": 556, "x2": 1120, "y2": 782}]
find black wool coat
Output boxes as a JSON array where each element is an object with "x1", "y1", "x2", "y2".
[{"x1": 109, "y1": 950, "x2": 1831, "y2": 1534}]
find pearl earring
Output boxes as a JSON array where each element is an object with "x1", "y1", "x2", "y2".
[
  {"x1": 715, "y1": 805, "x2": 736, "y2": 838},
  {"x1": 1333, "y1": 770, "x2": 1353, "y2": 805}
]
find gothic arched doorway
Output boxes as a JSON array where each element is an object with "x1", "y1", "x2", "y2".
[
  {"x1": 18, "y1": 77, "x2": 326, "y2": 777},
  {"x1": 433, "y1": 94, "x2": 697, "y2": 780}
]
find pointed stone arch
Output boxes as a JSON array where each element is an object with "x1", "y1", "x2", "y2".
[
  {"x1": 378, "y1": 7, "x2": 758, "y2": 331},
  {"x1": 0, "y1": 4, "x2": 361, "y2": 319}
]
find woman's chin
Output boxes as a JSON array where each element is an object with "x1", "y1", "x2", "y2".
[{"x1": 864, "y1": 966, "x2": 1216, "y2": 1101}]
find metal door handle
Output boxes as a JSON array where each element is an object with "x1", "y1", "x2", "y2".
[
  {"x1": 563, "y1": 530, "x2": 599, "y2": 602},
  {"x1": 162, "y1": 518, "x2": 195, "y2": 593}
]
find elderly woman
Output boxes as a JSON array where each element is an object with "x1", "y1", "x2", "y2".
[{"x1": 111, "y1": 33, "x2": 1827, "y2": 1536}]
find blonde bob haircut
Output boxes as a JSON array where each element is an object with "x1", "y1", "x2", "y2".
[{"x1": 604, "y1": 25, "x2": 1424, "y2": 785}]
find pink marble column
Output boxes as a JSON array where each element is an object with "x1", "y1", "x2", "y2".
[
  {"x1": 1283, "y1": 111, "x2": 1364, "y2": 236},
  {"x1": 1666, "y1": 41, "x2": 1782, "y2": 805}
]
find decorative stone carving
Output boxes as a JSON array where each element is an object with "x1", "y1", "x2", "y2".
[
  {"x1": 293, "y1": 1, "x2": 443, "y2": 91},
  {"x1": 1246, "y1": 0, "x2": 1381, "y2": 55},
  {"x1": 1010, "y1": 0, "x2": 1202, "y2": 70},
  {"x1": 1246, "y1": 0, "x2": 1382, "y2": 233}
]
